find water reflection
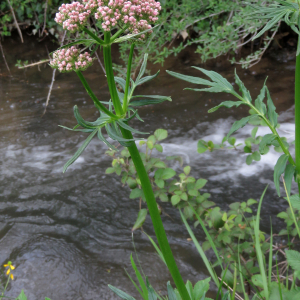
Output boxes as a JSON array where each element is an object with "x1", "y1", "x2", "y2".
[{"x1": 0, "y1": 35, "x2": 296, "y2": 299}]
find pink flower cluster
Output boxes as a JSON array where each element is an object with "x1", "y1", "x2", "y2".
[
  {"x1": 55, "y1": 0, "x2": 98, "y2": 32},
  {"x1": 95, "y1": 0, "x2": 161, "y2": 34},
  {"x1": 55, "y1": 0, "x2": 161, "y2": 38},
  {"x1": 50, "y1": 46, "x2": 94, "y2": 72}
]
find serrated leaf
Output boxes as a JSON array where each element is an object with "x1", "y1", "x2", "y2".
[
  {"x1": 132, "y1": 209, "x2": 147, "y2": 231},
  {"x1": 266, "y1": 87, "x2": 278, "y2": 127},
  {"x1": 284, "y1": 164, "x2": 295, "y2": 197},
  {"x1": 259, "y1": 133, "x2": 276, "y2": 153},
  {"x1": 108, "y1": 285, "x2": 136, "y2": 300},
  {"x1": 208, "y1": 101, "x2": 244, "y2": 113},
  {"x1": 286, "y1": 250, "x2": 300, "y2": 271},
  {"x1": 154, "y1": 129, "x2": 168, "y2": 141},
  {"x1": 274, "y1": 154, "x2": 289, "y2": 196},
  {"x1": 255, "y1": 83, "x2": 267, "y2": 114},
  {"x1": 234, "y1": 70, "x2": 252, "y2": 103},
  {"x1": 227, "y1": 116, "x2": 253, "y2": 139},
  {"x1": 63, "y1": 129, "x2": 98, "y2": 173}
]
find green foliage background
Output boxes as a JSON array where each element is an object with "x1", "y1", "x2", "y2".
[{"x1": 0, "y1": 0, "x2": 278, "y2": 69}]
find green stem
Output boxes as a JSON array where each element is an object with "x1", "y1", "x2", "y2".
[
  {"x1": 282, "y1": 176, "x2": 300, "y2": 239},
  {"x1": 123, "y1": 43, "x2": 135, "y2": 112},
  {"x1": 111, "y1": 26, "x2": 129, "y2": 42},
  {"x1": 97, "y1": 32, "x2": 190, "y2": 300},
  {"x1": 76, "y1": 71, "x2": 117, "y2": 119},
  {"x1": 236, "y1": 94, "x2": 295, "y2": 166},
  {"x1": 81, "y1": 27, "x2": 105, "y2": 45},
  {"x1": 103, "y1": 32, "x2": 123, "y2": 116},
  {"x1": 0, "y1": 277, "x2": 10, "y2": 300},
  {"x1": 119, "y1": 128, "x2": 191, "y2": 300},
  {"x1": 295, "y1": 53, "x2": 300, "y2": 192}
]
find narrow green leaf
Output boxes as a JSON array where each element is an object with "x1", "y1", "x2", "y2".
[
  {"x1": 274, "y1": 154, "x2": 289, "y2": 196},
  {"x1": 188, "y1": 204, "x2": 223, "y2": 271},
  {"x1": 284, "y1": 164, "x2": 296, "y2": 197},
  {"x1": 97, "y1": 128, "x2": 117, "y2": 150},
  {"x1": 59, "y1": 125, "x2": 94, "y2": 133},
  {"x1": 266, "y1": 87, "x2": 278, "y2": 127},
  {"x1": 227, "y1": 116, "x2": 253, "y2": 139},
  {"x1": 254, "y1": 186, "x2": 269, "y2": 300},
  {"x1": 180, "y1": 211, "x2": 220, "y2": 287},
  {"x1": 117, "y1": 120, "x2": 149, "y2": 135},
  {"x1": 132, "y1": 209, "x2": 147, "y2": 231},
  {"x1": 221, "y1": 291, "x2": 230, "y2": 300},
  {"x1": 208, "y1": 101, "x2": 244, "y2": 113},
  {"x1": 144, "y1": 233, "x2": 166, "y2": 265},
  {"x1": 113, "y1": 25, "x2": 158, "y2": 43},
  {"x1": 105, "y1": 123, "x2": 136, "y2": 142},
  {"x1": 63, "y1": 129, "x2": 98, "y2": 173},
  {"x1": 131, "y1": 95, "x2": 172, "y2": 101},
  {"x1": 108, "y1": 285, "x2": 136, "y2": 300},
  {"x1": 136, "y1": 54, "x2": 148, "y2": 83},
  {"x1": 130, "y1": 254, "x2": 148, "y2": 300},
  {"x1": 252, "y1": 11, "x2": 286, "y2": 40},
  {"x1": 73, "y1": 105, "x2": 98, "y2": 129},
  {"x1": 129, "y1": 98, "x2": 170, "y2": 107},
  {"x1": 135, "y1": 71, "x2": 160, "y2": 86},
  {"x1": 115, "y1": 77, "x2": 127, "y2": 91}
]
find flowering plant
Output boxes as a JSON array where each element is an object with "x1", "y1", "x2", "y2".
[{"x1": 50, "y1": 1, "x2": 191, "y2": 299}]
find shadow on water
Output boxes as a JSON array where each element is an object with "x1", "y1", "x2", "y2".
[{"x1": 0, "y1": 34, "x2": 296, "y2": 299}]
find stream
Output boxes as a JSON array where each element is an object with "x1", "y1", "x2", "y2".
[{"x1": 0, "y1": 35, "x2": 297, "y2": 299}]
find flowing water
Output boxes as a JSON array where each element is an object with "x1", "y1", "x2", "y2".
[{"x1": 0, "y1": 35, "x2": 297, "y2": 299}]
